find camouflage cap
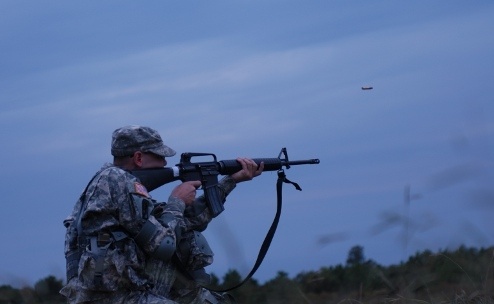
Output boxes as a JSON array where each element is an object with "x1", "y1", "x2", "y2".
[{"x1": 111, "y1": 125, "x2": 176, "y2": 158}]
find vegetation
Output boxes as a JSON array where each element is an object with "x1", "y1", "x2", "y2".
[{"x1": 1, "y1": 245, "x2": 493, "y2": 303}]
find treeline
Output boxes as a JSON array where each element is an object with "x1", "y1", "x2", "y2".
[
  {"x1": 1, "y1": 245, "x2": 493, "y2": 304},
  {"x1": 0, "y1": 275, "x2": 64, "y2": 304},
  {"x1": 211, "y1": 245, "x2": 494, "y2": 303}
]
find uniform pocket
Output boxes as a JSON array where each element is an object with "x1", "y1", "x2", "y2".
[{"x1": 79, "y1": 241, "x2": 121, "y2": 291}]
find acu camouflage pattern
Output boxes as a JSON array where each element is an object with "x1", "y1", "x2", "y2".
[
  {"x1": 111, "y1": 125, "x2": 176, "y2": 158},
  {"x1": 61, "y1": 161, "x2": 238, "y2": 303},
  {"x1": 146, "y1": 176, "x2": 238, "y2": 303},
  {"x1": 61, "y1": 163, "x2": 186, "y2": 303}
]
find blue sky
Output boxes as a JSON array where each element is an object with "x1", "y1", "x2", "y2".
[{"x1": 1, "y1": 1, "x2": 493, "y2": 288}]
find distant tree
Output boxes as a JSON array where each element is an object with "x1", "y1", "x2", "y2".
[
  {"x1": 208, "y1": 273, "x2": 221, "y2": 289},
  {"x1": 263, "y1": 271, "x2": 307, "y2": 304},
  {"x1": 34, "y1": 275, "x2": 65, "y2": 303},
  {"x1": 296, "y1": 266, "x2": 345, "y2": 294},
  {"x1": 216, "y1": 269, "x2": 263, "y2": 304},
  {"x1": 229, "y1": 277, "x2": 262, "y2": 304},
  {"x1": 222, "y1": 269, "x2": 242, "y2": 289},
  {"x1": 346, "y1": 245, "x2": 365, "y2": 266},
  {"x1": 0, "y1": 284, "x2": 23, "y2": 303},
  {"x1": 19, "y1": 286, "x2": 37, "y2": 304}
]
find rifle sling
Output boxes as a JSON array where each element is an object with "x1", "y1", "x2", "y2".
[{"x1": 201, "y1": 169, "x2": 302, "y2": 293}]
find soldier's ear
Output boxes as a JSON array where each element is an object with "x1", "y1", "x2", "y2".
[{"x1": 132, "y1": 151, "x2": 144, "y2": 168}]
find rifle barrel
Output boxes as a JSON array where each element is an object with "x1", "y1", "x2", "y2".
[
  {"x1": 284, "y1": 159, "x2": 320, "y2": 166},
  {"x1": 219, "y1": 158, "x2": 320, "y2": 175}
]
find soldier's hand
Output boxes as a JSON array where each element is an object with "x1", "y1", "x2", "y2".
[
  {"x1": 171, "y1": 181, "x2": 201, "y2": 206},
  {"x1": 231, "y1": 158, "x2": 264, "y2": 183}
]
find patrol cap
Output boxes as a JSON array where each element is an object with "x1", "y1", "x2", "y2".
[{"x1": 111, "y1": 125, "x2": 176, "y2": 158}]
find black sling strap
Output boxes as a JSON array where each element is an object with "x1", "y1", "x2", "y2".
[{"x1": 205, "y1": 169, "x2": 302, "y2": 293}]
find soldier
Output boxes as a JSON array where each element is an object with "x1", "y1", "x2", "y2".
[{"x1": 60, "y1": 125, "x2": 263, "y2": 303}]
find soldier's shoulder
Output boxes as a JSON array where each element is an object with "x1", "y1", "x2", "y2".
[
  {"x1": 88, "y1": 164, "x2": 136, "y2": 190},
  {"x1": 97, "y1": 163, "x2": 133, "y2": 179}
]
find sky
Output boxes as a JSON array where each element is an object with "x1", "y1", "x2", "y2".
[{"x1": 1, "y1": 1, "x2": 494, "y2": 288}]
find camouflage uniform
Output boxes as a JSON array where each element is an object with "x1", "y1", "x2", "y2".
[
  {"x1": 61, "y1": 125, "x2": 237, "y2": 303},
  {"x1": 60, "y1": 163, "x2": 183, "y2": 303},
  {"x1": 147, "y1": 176, "x2": 237, "y2": 304},
  {"x1": 61, "y1": 126, "x2": 182, "y2": 303}
]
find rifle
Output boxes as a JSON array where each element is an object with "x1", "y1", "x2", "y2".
[{"x1": 131, "y1": 147, "x2": 320, "y2": 217}]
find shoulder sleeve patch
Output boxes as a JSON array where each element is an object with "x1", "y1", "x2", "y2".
[{"x1": 134, "y1": 182, "x2": 150, "y2": 197}]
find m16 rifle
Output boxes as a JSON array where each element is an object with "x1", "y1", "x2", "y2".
[{"x1": 131, "y1": 147, "x2": 320, "y2": 217}]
